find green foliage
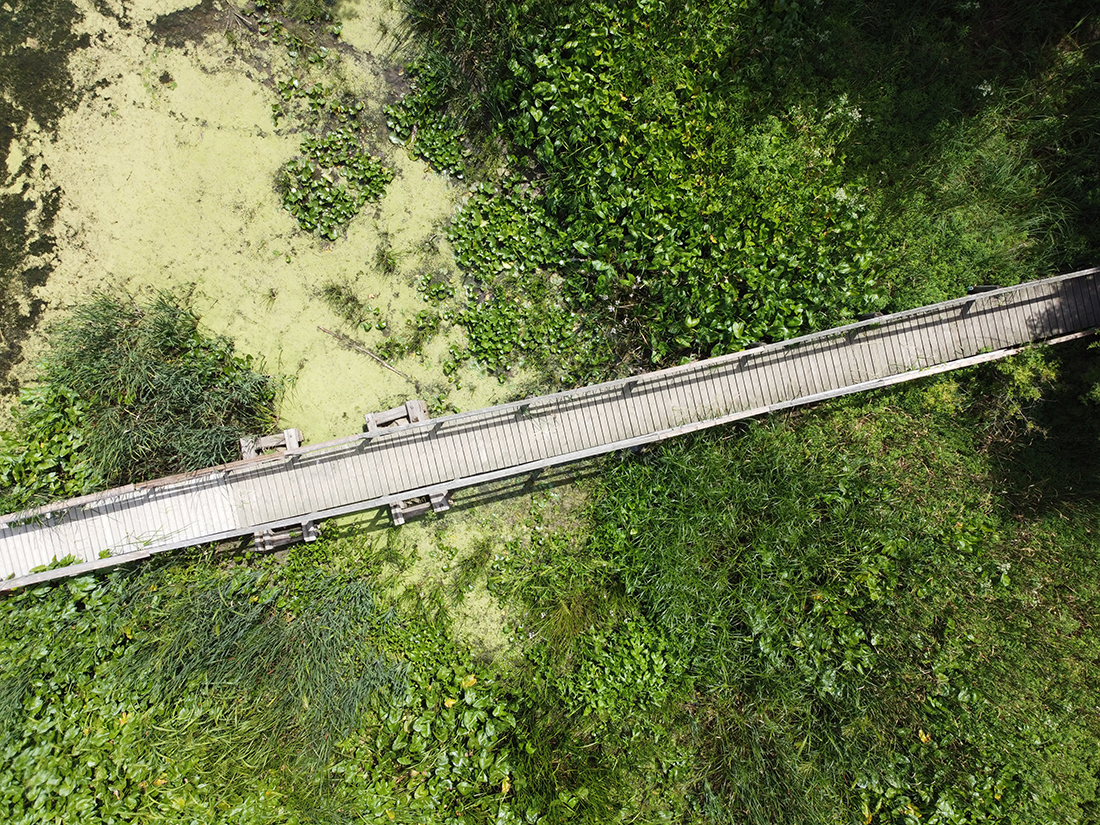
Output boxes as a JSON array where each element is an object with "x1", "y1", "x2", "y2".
[
  {"x1": 3, "y1": 349, "x2": 1098, "y2": 823},
  {"x1": 482, "y1": 508, "x2": 694, "y2": 822},
  {"x1": 575, "y1": 363, "x2": 1100, "y2": 823},
  {"x1": 0, "y1": 383, "x2": 101, "y2": 512},
  {"x1": 0, "y1": 292, "x2": 278, "y2": 509},
  {"x1": 0, "y1": 572, "x2": 296, "y2": 823},
  {"x1": 385, "y1": 58, "x2": 469, "y2": 177},
  {"x1": 473, "y1": 346, "x2": 1100, "y2": 824},
  {"x1": 0, "y1": 544, "x2": 522, "y2": 824},
  {"x1": 374, "y1": 308, "x2": 442, "y2": 361},
  {"x1": 448, "y1": 187, "x2": 607, "y2": 383},
  {"x1": 417, "y1": 270, "x2": 456, "y2": 304},
  {"x1": 319, "y1": 279, "x2": 377, "y2": 326},
  {"x1": 281, "y1": 127, "x2": 394, "y2": 240},
  {"x1": 402, "y1": 0, "x2": 1100, "y2": 368},
  {"x1": 405, "y1": 0, "x2": 883, "y2": 365},
  {"x1": 501, "y1": 3, "x2": 880, "y2": 359},
  {"x1": 333, "y1": 610, "x2": 523, "y2": 823},
  {"x1": 535, "y1": 615, "x2": 685, "y2": 727}
]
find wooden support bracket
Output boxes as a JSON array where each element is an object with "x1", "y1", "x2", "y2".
[
  {"x1": 241, "y1": 428, "x2": 305, "y2": 460},
  {"x1": 365, "y1": 400, "x2": 430, "y2": 439},
  {"x1": 253, "y1": 518, "x2": 319, "y2": 552},
  {"x1": 389, "y1": 491, "x2": 452, "y2": 526}
]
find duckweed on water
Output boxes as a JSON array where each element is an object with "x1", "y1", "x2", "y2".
[{"x1": 256, "y1": 4, "x2": 395, "y2": 239}]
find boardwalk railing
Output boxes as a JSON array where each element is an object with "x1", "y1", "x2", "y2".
[{"x1": 2, "y1": 267, "x2": 1098, "y2": 590}]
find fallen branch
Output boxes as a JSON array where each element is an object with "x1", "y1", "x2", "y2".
[{"x1": 317, "y1": 326, "x2": 417, "y2": 385}]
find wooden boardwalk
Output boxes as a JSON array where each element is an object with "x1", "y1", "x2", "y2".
[{"x1": 2, "y1": 268, "x2": 1098, "y2": 590}]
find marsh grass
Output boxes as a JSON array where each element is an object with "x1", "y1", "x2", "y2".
[
  {"x1": 22, "y1": 291, "x2": 279, "y2": 491},
  {"x1": 115, "y1": 566, "x2": 404, "y2": 773}
]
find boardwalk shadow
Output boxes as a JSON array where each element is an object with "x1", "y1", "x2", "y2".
[{"x1": 323, "y1": 457, "x2": 608, "y2": 541}]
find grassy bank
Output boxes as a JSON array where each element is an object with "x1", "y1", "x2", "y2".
[
  {"x1": 2, "y1": 342, "x2": 1097, "y2": 823},
  {"x1": 0, "y1": 292, "x2": 279, "y2": 514}
]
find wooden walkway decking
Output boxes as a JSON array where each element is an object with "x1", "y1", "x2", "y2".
[{"x1": 2, "y1": 268, "x2": 1098, "y2": 590}]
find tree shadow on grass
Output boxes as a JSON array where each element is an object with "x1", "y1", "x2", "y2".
[
  {"x1": 762, "y1": 0, "x2": 1098, "y2": 174},
  {"x1": 749, "y1": 0, "x2": 1100, "y2": 280},
  {"x1": 989, "y1": 340, "x2": 1100, "y2": 515}
]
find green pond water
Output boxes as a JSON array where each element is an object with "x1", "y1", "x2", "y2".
[{"x1": 0, "y1": 0, "x2": 516, "y2": 440}]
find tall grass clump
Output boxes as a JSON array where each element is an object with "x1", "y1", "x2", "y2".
[
  {"x1": 0, "y1": 291, "x2": 279, "y2": 511},
  {"x1": 114, "y1": 566, "x2": 406, "y2": 781}
]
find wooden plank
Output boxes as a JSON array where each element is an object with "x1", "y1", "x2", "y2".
[
  {"x1": 676, "y1": 370, "x2": 703, "y2": 423},
  {"x1": 624, "y1": 380, "x2": 657, "y2": 437},
  {"x1": 1062, "y1": 278, "x2": 1090, "y2": 334},
  {"x1": 1079, "y1": 273, "x2": 1100, "y2": 322},
  {"x1": 813, "y1": 337, "x2": 842, "y2": 395},
  {"x1": 967, "y1": 299, "x2": 996, "y2": 352},
  {"x1": 794, "y1": 340, "x2": 826, "y2": 398},
  {"x1": 586, "y1": 388, "x2": 616, "y2": 446},
  {"x1": 961, "y1": 301, "x2": 983, "y2": 358},
  {"x1": 1007, "y1": 288, "x2": 1036, "y2": 340},
  {"x1": 852, "y1": 335, "x2": 875, "y2": 384},
  {"x1": 415, "y1": 428, "x2": 447, "y2": 490},
  {"x1": 789, "y1": 344, "x2": 822, "y2": 399},
  {"x1": 714, "y1": 362, "x2": 742, "y2": 417},
  {"x1": 991, "y1": 294, "x2": 1021, "y2": 347},
  {"x1": 397, "y1": 433, "x2": 433, "y2": 490},
  {"x1": 882, "y1": 319, "x2": 907, "y2": 376},
  {"x1": 928, "y1": 307, "x2": 955, "y2": 364},
  {"x1": 476, "y1": 414, "x2": 505, "y2": 474}
]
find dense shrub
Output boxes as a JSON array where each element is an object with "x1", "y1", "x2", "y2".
[{"x1": 396, "y1": 0, "x2": 1099, "y2": 372}]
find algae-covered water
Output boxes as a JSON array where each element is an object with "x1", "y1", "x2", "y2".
[{"x1": 0, "y1": 0, "x2": 511, "y2": 440}]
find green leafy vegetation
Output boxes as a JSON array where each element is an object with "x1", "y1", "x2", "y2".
[
  {"x1": 0, "y1": 292, "x2": 278, "y2": 511},
  {"x1": 385, "y1": 58, "x2": 469, "y2": 178},
  {"x1": 3, "y1": 1, "x2": 1099, "y2": 823},
  {"x1": 253, "y1": 0, "x2": 394, "y2": 239},
  {"x1": 0, "y1": 384, "x2": 100, "y2": 510},
  {"x1": 282, "y1": 128, "x2": 394, "y2": 239},
  {"x1": 319, "y1": 279, "x2": 379, "y2": 327},
  {"x1": 0, "y1": 536, "x2": 527, "y2": 824},
  {"x1": 400, "y1": 0, "x2": 1099, "y2": 372},
  {"x1": 448, "y1": 187, "x2": 607, "y2": 383}
]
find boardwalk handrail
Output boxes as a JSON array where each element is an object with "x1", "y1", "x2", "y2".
[{"x1": 1, "y1": 267, "x2": 1097, "y2": 590}]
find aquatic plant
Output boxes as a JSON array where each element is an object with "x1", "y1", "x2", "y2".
[
  {"x1": 281, "y1": 127, "x2": 393, "y2": 240},
  {"x1": 384, "y1": 58, "x2": 469, "y2": 178}
]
